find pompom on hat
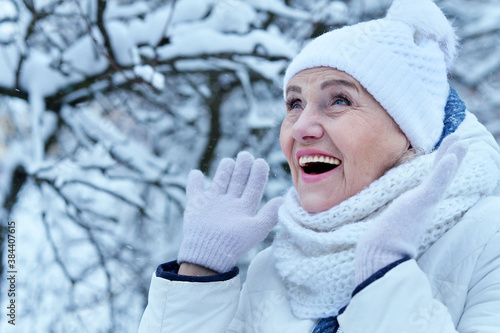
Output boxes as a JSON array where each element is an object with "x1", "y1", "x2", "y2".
[{"x1": 283, "y1": 0, "x2": 458, "y2": 153}]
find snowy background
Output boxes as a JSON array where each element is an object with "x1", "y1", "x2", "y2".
[{"x1": 0, "y1": 0, "x2": 499, "y2": 332}]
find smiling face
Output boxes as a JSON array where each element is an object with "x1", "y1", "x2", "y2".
[{"x1": 280, "y1": 67, "x2": 410, "y2": 213}]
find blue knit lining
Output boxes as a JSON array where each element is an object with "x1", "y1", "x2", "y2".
[{"x1": 434, "y1": 87, "x2": 466, "y2": 149}]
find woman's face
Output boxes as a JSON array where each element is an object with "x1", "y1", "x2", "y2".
[{"x1": 281, "y1": 67, "x2": 409, "y2": 213}]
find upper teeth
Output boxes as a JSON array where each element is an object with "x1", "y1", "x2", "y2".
[{"x1": 299, "y1": 155, "x2": 340, "y2": 167}]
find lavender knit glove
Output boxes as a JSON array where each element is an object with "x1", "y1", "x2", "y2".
[
  {"x1": 177, "y1": 152, "x2": 283, "y2": 273},
  {"x1": 355, "y1": 135, "x2": 467, "y2": 285}
]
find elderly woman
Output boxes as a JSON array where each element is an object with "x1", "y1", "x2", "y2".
[{"x1": 139, "y1": 0, "x2": 500, "y2": 332}]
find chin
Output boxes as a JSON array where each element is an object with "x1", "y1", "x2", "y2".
[{"x1": 298, "y1": 193, "x2": 339, "y2": 214}]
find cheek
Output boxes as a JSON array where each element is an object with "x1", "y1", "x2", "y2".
[
  {"x1": 280, "y1": 121, "x2": 293, "y2": 162},
  {"x1": 357, "y1": 131, "x2": 407, "y2": 179},
  {"x1": 336, "y1": 116, "x2": 405, "y2": 183}
]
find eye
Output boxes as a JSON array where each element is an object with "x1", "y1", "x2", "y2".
[
  {"x1": 331, "y1": 95, "x2": 351, "y2": 107},
  {"x1": 286, "y1": 98, "x2": 302, "y2": 111}
]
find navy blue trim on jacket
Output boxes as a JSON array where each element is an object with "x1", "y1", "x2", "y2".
[
  {"x1": 352, "y1": 257, "x2": 410, "y2": 297},
  {"x1": 312, "y1": 316, "x2": 340, "y2": 333},
  {"x1": 312, "y1": 257, "x2": 409, "y2": 333},
  {"x1": 155, "y1": 260, "x2": 239, "y2": 282}
]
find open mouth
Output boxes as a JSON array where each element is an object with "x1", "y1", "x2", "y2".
[{"x1": 299, "y1": 155, "x2": 341, "y2": 175}]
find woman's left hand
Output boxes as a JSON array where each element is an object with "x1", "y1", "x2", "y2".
[{"x1": 355, "y1": 135, "x2": 467, "y2": 285}]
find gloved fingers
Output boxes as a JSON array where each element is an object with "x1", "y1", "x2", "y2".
[
  {"x1": 186, "y1": 169, "x2": 205, "y2": 198},
  {"x1": 376, "y1": 156, "x2": 457, "y2": 225},
  {"x1": 404, "y1": 138, "x2": 466, "y2": 208},
  {"x1": 208, "y1": 158, "x2": 235, "y2": 195},
  {"x1": 418, "y1": 138, "x2": 466, "y2": 202},
  {"x1": 227, "y1": 151, "x2": 254, "y2": 198},
  {"x1": 254, "y1": 197, "x2": 283, "y2": 230},
  {"x1": 241, "y1": 197, "x2": 283, "y2": 242},
  {"x1": 374, "y1": 149, "x2": 463, "y2": 237},
  {"x1": 433, "y1": 134, "x2": 460, "y2": 166},
  {"x1": 442, "y1": 138, "x2": 467, "y2": 166},
  {"x1": 405, "y1": 156, "x2": 457, "y2": 213},
  {"x1": 241, "y1": 158, "x2": 270, "y2": 212}
]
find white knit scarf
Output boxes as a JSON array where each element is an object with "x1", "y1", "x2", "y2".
[{"x1": 272, "y1": 144, "x2": 499, "y2": 320}]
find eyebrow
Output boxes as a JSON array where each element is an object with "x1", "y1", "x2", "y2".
[
  {"x1": 320, "y1": 79, "x2": 359, "y2": 92},
  {"x1": 285, "y1": 79, "x2": 359, "y2": 96},
  {"x1": 285, "y1": 85, "x2": 301, "y2": 96}
]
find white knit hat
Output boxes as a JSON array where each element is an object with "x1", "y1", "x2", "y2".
[{"x1": 283, "y1": 0, "x2": 458, "y2": 152}]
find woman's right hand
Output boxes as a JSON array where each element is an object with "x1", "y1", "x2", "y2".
[{"x1": 177, "y1": 151, "x2": 283, "y2": 274}]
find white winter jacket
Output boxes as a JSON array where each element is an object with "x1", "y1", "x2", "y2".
[{"x1": 139, "y1": 112, "x2": 500, "y2": 332}]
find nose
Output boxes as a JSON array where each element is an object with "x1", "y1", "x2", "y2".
[{"x1": 291, "y1": 106, "x2": 324, "y2": 144}]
